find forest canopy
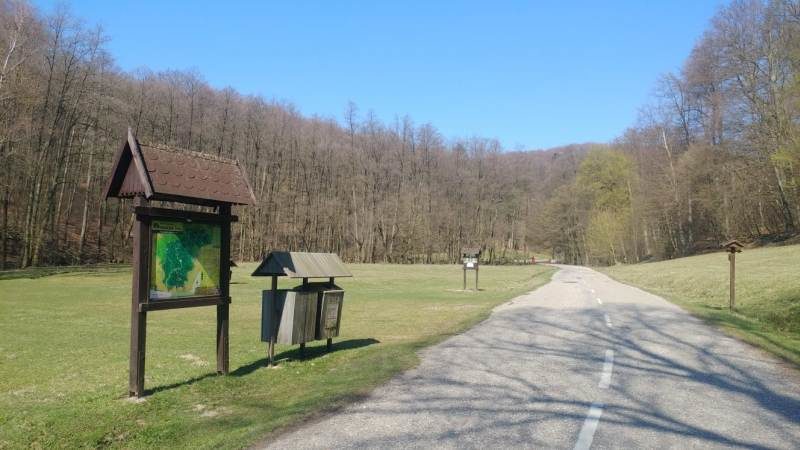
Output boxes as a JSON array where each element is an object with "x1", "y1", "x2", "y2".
[{"x1": 1, "y1": 0, "x2": 799, "y2": 268}]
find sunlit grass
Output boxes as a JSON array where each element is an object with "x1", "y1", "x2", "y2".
[
  {"x1": 0, "y1": 263, "x2": 554, "y2": 449},
  {"x1": 600, "y1": 245, "x2": 800, "y2": 366}
]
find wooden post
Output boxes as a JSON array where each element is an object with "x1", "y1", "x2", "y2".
[
  {"x1": 463, "y1": 265, "x2": 466, "y2": 290},
  {"x1": 475, "y1": 265, "x2": 479, "y2": 291},
  {"x1": 129, "y1": 196, "x2": 149, "y2": 397},
  {"x1": 216, "y1": 204, "x2": 231, "y2": 375},
  {"x1": 327, "y1": 276, "x2": 334, "y2": 351},
  {"x1": 268, "y1": 275, "x2": 277, "y2": 366},
  {"x1": 729, "y1": 250, "x2": 735, "y2": 311},
  {"x1": 299, "y1": 277, "x2": 309, "y2": 358}
]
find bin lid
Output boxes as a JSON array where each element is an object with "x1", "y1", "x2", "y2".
[{"x1": 252, "y1": 251, "x2": 352, "y2": 278}]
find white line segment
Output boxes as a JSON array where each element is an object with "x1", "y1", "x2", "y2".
[
  {"x1": 599, "y1": 349, "x2": 614, "y2": 389},
  {"x1": 604, "y1": 313, "x2": 613, "y2": 328},
  {"x1": 597, "y1": 298, "x2": 602, "y2": 305},
  {"x1": 574, "y1": 402, "x2": 604, "y2": 450}
]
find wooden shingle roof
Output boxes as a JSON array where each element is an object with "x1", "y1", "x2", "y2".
[
  {"x1": 461, "y1": 247, "x2": 482, "y2": 257},
  {"x1": 105, "y1": 129, "x2": 256, "y2": 206},
  {"x1": 251, "y1": 252, "x2": 352, "y2": 278}
]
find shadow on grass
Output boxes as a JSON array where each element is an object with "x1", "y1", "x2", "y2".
[
  {"x1": 143, "y1": 338, "x2": 381, "y2": 396},
  {"x1": 231, "y1": 338, "x2": 381, "y2": 377},
  {"x1": 144, "y1": 372, "x2": 219, "y2": 396}
]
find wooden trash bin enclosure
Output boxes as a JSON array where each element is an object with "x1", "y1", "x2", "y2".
[{"x1": 252, "y1": 251, "x2": 351, "y2": 365}]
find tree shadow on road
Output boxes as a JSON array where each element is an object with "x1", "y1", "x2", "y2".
[{"x1": 266, "y1": 301, "x2": 800, "y2": 448}]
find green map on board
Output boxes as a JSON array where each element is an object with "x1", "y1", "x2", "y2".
[{"x1": 149, "y1": 220, "x2": 221, "y2": 300}]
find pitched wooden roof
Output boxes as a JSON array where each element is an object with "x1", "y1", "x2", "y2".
[
  {"x1": 104, "y1": 129, "x2": 256, "y2": 206},
  {"x1": 723, "y1": 239, "x2": 744, "y2": 249},
  {"x1": 461, "y1": 247, "x2": 482, "y2": 257},
  {"x1": 251, "y1": 252, "x2": 352, "y2": 278}
]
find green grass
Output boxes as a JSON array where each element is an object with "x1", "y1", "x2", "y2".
[
  {"x1": 600, "y1": 245, "x2": 800, "y2": 366},
  {"x1": 0, "y1": 263, "x2": 554, "y2": 449}
]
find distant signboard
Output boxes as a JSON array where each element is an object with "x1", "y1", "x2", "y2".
[{"x1": 149, "y1": 219, "x2": 222, "y2": 300}]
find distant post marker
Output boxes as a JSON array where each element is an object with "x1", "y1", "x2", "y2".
[
  {"x1": 461, "y1": 247, "x2": 481, "y2": 291},
  {"x1": 723, "y1": 240, "x2": 743, "y2": 311}
]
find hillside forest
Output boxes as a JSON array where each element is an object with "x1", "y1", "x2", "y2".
[{"x1": 1, "y1": 0, "x2": 800, "y2": 268}]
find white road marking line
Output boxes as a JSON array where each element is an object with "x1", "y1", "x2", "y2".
[
  {"x1": 604, "y1": 313, "x2": 612, "y2": 328},
  {"x1": 574, "y1": 402, "x2": 604, "y2": 450},
  {"x1": 597, "y1": 298, "x2": 602, "y2": 305},
  {"x1": 599, "y1": 350, "x2": 614, "y2": 389}
]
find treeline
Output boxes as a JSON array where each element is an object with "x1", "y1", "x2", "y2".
[
  {"x1": 0, "y1": 1, "x2": 561, "y2": 267},
  {"x1": 539, "y1": 0, "x2": 800, "y2": 264},
  {"x1": 1, "y1": 0, "x2": 799, "y2": 269}
]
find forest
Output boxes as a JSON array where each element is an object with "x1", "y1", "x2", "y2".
[{"x1": 1, "y1": 0, "x2": 799, "y2": 268}]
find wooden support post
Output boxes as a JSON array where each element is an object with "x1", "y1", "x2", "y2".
[
  {"x1": 729, "y1": 251, "x2": 735, "y2": 311},
  {"x1": 129, "y1": 196, "x2": 149, "y2": 397},
  {"x1": 475, "y1": 266, "x2": 479, "y2": 291},
  {"x1": 216, "y1": 204, "x2": 231, "y2": 375},
  {"x1": 268, "y1": 275, "x2": 277, "y2": 366},
  {"x1": 299, "y1": 277, "x2": 309, "y2": 358},
  {"x1": 463, "y1": 266, "x2": 466, "y2": 290},
  {"x1": 328, "y1": 277, "x2": 335, "y2": 351}
]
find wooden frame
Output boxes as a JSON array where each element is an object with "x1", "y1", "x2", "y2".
[
  {"x1": 106, "y1": 129, "x2": 254, "y2": 398},
  {"x1": 128, "y1": 198, "x2": 234, "y2": 397},
  {"x1": 461, "y1": 248, "x2": 481, "y2": 291}
]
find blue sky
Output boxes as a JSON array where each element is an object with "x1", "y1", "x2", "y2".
[{"x1": 35, "y1": 0, "x2": 721, "y2": 150}]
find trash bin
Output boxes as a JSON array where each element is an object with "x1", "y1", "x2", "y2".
[
  {"x1": 261, "y1": 289, "x2": 318, "y2": 345},
  {"x1": 316, "y1": 287, "x2": 344, "y2": 340},
  {"x1": 252, "y1": 251, "x2": 352, "y2": 365}
]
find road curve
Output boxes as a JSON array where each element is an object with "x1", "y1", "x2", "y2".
[{"x1": 263, "y1": 265, "x2": 800, "y2": 449}]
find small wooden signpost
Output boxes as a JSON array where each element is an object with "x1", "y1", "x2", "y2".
[
  {"x1": 723, "y1": 240, "x2": 744, "y2": 311},
  {"x1": 461, "y1": 247, "x2": 481, "y2": 291},
  {"x1": 105, "y1": 129, "x2": 255, "y2": 397}
]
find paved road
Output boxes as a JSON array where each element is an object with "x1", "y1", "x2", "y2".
[{"x1": 264, "y1": 265, "x2": 800, "y2": 449}]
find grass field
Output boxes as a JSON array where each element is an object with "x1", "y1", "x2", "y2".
[
  {"x1": 600, "y1": 244, "x2": 800, "y2": 366},
  {"x1": 0, "y1": 263, "x2": 554, "y2": 449}
]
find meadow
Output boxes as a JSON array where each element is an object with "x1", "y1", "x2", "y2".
[
  {"x1": 601, "y1": 244, "x2": 800, "y2": 366},
  {"x1": 0, "y1": 263, "x2": 554, "y2": 449}
]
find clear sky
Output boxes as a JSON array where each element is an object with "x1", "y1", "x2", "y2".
[{"x1": 34, "y1": 0, "x2": 721, "y2": 150}]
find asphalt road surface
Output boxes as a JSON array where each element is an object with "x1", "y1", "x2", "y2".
[{"x1": 264, "y1": 265, "x2": 800, "y2": 449}]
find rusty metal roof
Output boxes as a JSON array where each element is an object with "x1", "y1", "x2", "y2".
[
  {"x1": 105, "y1": 128, "x2": 256, "y2": 206},
  {"x1": 251, "y1": 252, "x2": 352, "y2": 278}
]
